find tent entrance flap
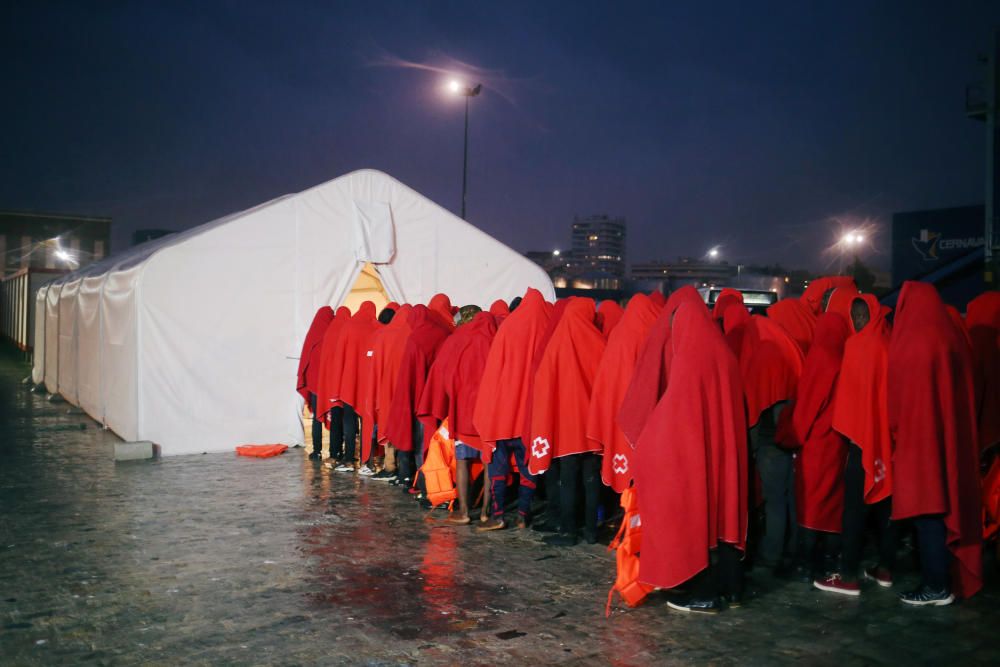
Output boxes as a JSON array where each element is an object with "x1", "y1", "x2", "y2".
[{"x1": 342, "y1": 263, "x2": 390, "y2": 313}]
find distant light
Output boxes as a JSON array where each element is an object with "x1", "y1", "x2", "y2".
[
  {"x1": 55, "y1": 250, "x2": 71, "y2": 262},
  {"x1": 448, "y1": 80, "x2": 461, "y2": 93},
  {"x1": 709, "y1": 249, "x2": 719, "y2": 258},
  {"x1": 553, "y1": 249, "x2": 561, "y2": 256},
  {"x1": 855, "y1": 234, "x2": 864, "y2": 243},
  {"x1": 784, "y1": 276, "x2": 790, "y2": 283}
]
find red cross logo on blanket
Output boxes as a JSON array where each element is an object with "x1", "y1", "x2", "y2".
[
  {"x1": 612, "y1": 453, "x2": 628, "y2": 475},
  {"x1": 531, "y1": 437, "x2": 550, "y2": 459}
]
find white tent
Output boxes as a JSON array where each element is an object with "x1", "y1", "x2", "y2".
[{"x1": 32, "y1": 169, "x2": 555, "y2": 456}]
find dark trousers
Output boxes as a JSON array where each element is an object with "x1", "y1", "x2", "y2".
[
  {"x1": 342, "y1": 403, "x2": 359, "y2": 463},
  {"x1": 559, "y1": 453, "x2": 601, "y2": 539},
  {"x1": 798, "y1": 528, "x2": 841, "y2": 576},
  {"x1": 914, "y1": 516, "x2": 950, "y2": 590},
  {"x1": 329, "y1": 406, "x2": 344, "y2": 459},
  {"x1": 691, "y1": 543, "x2": 744, "y2": 599},
  {"x1": 395, "y1": 420, "x2": 424, "y2": 483},
  {"x1": 840, "y1": 444, "x2": 897, "y2": 581},
  {"x1": 488, "y1": 438, "x2": 537, "y2": 519},
  {"x1": 752, "y1": 404, "x2": 796, "y2": 565},
  {"x1": 308, "y1": 393, "x2": 323, "y2": 455},
  {"x1": 543, "y1": 459, "x2": 561, "y2": 526}
]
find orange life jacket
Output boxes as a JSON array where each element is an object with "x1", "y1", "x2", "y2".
[
  {"x1": 235, "y1": 444, "x2": 289, "y2": 458},
  {"x1": 606, "y1": 487, "x2": 655, "y2": 616},
  {"x1": 419, "y1": 422, "x2": 459, "y2": 507}
]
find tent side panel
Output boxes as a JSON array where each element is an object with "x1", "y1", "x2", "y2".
[
  {"x1": 44, "y1": 285, "x2": 60, "y2": 393},
  {"x1": 137, "y1": 199, "x2": 332, "y2": 455},
  {"x1": 76, "y1": 275, "x2": 105, "y2": 420},
  {"x1": 57, "y1": 280, "x2": 82, "y2": 405},
  {"x1": 102, "y1": 265, "x2": 141, "y2": 442},
  {"x1": 31, "y1": 286, "x2": 47, "y2": 384}
]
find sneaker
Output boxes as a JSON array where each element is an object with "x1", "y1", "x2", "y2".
[
  {"x1": 308, "y1": 452, "x2": 320, "y2": 460},
  {"x1": 666, "y1": 596, "x2": 722, "y2": 615},
  {"x1": 899, "y1": 585, "x2": 954, "y2": 607},
  {"x1": 813, "y1": 573, "x2": 860, "y2": 597},
  {"x1": 358, "y1": 465, "x2": 376, "y2": 477},
  {"x1": 372, "y1": 470, "x2": 395, "y2": 481},
  {"x1": 864, "y1": 566, "x2": 893, "y2": 589},
  {"x1": 334, "y1": 463, "x2": 354, "y2": 472}
]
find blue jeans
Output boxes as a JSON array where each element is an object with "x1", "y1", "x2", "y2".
[{"x1": 487, "y1": 438, "x2": 537, "y2": 519}]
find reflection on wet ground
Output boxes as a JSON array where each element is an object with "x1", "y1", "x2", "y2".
[{"x1": 1, "y1": 348, "x2": 998, "y2": 665}]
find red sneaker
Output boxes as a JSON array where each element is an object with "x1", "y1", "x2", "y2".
[
  {"x1": 813, "y1": 573, "x2": 861, "y2": 597},
  {"x1": 863, "y1": 566, "x2": 893, "y2": 588}
]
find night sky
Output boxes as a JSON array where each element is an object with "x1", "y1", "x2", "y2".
[{"x1": 3, "y1": 1, "x2": 999, "y2": 271}]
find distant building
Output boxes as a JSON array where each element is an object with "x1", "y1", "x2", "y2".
[
  {"x1": 571, "y1": 215, "x2": 626, "y2": 289},
  {"x1": 132, "y1": 228, "x2": 175, "y2": 246},
  {"x1": 0, "y1": 210, "x2": 111, "y2": 278}
]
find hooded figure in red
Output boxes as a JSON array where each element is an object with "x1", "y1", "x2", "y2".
[
  {"x1": 888, "y1": 281, "x2": 982, "y2": 600},
  {"x1": 297, "y1": 306, "x2": 335, "y2": 402},
  {"x1": 649, "y1": 290, "x2": 666, "y2": 307},
  {"x1": 315, "y1": 306, "x2": 353, "y2": 420},
  {"x1": 617, "y1": 286, "x2": 703, "y2": 446},
  {"x1": 418, "y1": 312, "x2": 498, "y2": 453},
  {"x1": 595, "y1": 300, "x2": 625, "y2": 338},
  {"x1": 528, "y1": 298, "x2": 607, "y2": 474},
  {"x1": 832, "y1": 294, "x2": 893, "y2": 504},
  {"x1": 724, "y1": 313, "x2": 804, "y2": 428},
  {"x1": 323, "y1": 302, "x2": 380, "y2": 411},
  {"x1": 768, "y1": 277, "x2": 857, "y2": 354},
  {"x1": 428, "y1": 293, "x2": 457, "y2": 330},
  {"x1": 361, "y1": 304, "x2": 413, "y2": 462},
  {"x1": 472, "y1": 288, "x2": 552, "y2": 448},
  {"x1": 635, "y1": 301, "x2": 748, "y2": 591},
  {"x1": 967, "y1": 291, "x2": 1000, "y2": 451},
  {"x1": 712, "y1": 288, "x2": 744, "y2": 321},
  {"x1": 489, "y1": 299, "x2": 511, "y2": 323},
  {"x1": 792, "y1": 313, "x2": 850, "y2": 533},
  {"x1": 587, "y1": 294, "x2": 662, "y2": 492},
  {"x1": 383, "y1": 305, "x2": 452, "y2": 455}
]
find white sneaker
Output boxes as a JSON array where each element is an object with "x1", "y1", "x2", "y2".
[
  {"x1": 358, "y1": 465, "x2": 375, "y2": 477},
  {"x1": 334, "y1": 463, "x2": 354, "y2": 472}
]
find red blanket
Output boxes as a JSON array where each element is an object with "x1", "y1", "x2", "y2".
[
  {"x1": 587, "y1": 294, "x2": 661, "y2": 492},
  {"x1": 832, "y1": 294, "x2": 893, "y2": 504},
  {"x1": 888, "y1": 281, "x2": 982, "y2": 599},
  {"x1": 635, "y1": 301, "x2": 747, "y2": 589},
  {"x1": 297, "y1": 306, "x2": 334, "y2": 402},
  {"x1": 792, "y1": 313, "x2": 850, "y2": 532},
  {"x1": 967, "y1": 292, "x2": 1000, "y2": 451},
  {"x1": 528, "y1": 298, "x2": 606, "y2": 473}
]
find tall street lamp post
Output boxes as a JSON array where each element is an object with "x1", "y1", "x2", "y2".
[{"x1": 448, "y1": 80, "x2": 482, "y2": 219}]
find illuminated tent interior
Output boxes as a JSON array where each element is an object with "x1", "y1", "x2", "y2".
[{"x1": 31, "y1": 169, "x2": 554, "y2": 456}]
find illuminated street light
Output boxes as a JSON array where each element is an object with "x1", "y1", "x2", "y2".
[
  {"x1": 446, "y1": 79, "x2": 483, "y2": 219},
  {"x1": 55, "y1": 249, "x2": 71, "y2": 262},
  {"x1": 552, "y1": 249, "x2": 561, "y2": 256}
]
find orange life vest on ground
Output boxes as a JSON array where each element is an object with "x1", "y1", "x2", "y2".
[
  {"x1": 235, "y1": 444, "x2": 289, "y2": 458},
  {"x1": 605, "y1": 487, "x2": 655, "y2": 616}
]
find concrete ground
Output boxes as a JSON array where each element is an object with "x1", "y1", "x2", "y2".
[{"x1": 1, "y1": 348, "x2": 998, "y2": 666}]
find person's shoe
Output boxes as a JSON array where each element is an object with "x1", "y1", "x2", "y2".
[
  {"x1": 863, "y1": 566, "x2": 893, "y2": 589},
  {"x1": 582, "y1": 529, "x2": 597, "y2": 545},
  {"x1": 477, "y1": 518, "x2": 506, "y2": 532},
  {"x1": 334, "y1": 463, "x2": 354, "y2": 472},
  {"x1": 666, "y1": 596, "x2": 722, "y2": 615},
  {"x1": 723, "y1": 593, "x2": 743, "y2": 608},
  {"x1": 543, "y1": 532, "x2": 578, "y2": 547},
  {"x1": 407, "y1": 486, "x2": 420, "y2": 495},
  {"x1": 531, "y1": 520, "x2": 560, "y2": 534},
  {"x1": 899, "y1": 585, "x2": 954, "y2": 607},
  {"x1": 357, "y1": 465, "x2": 376, "y2": 477},
  {"x1": 813, "y1": 573, "x2": 861, "y2": 597},
  {"x1": 373, "y1": 469, "x2": 395, "y2": 481},
  {"x1": 308, "y1": 451, "x2": 321, "y2": 460}
]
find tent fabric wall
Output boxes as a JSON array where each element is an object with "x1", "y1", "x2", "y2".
[
  {"x1": 31, "y1": 286, "x2": 47, "y2": 384},
  {"x1": 30, "y1": 169, "x2": 554, "y2": 456}
]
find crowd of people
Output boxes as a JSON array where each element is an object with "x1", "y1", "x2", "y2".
[{"x1": 295, "y1": 278, "x2": 1000, "y2": 614}]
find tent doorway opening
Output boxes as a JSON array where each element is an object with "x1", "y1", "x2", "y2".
[{"x1": 342, "y1": 263, "x2": 390, "y2": 313}]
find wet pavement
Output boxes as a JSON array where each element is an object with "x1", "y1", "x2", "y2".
[{"x1": 1, "y1": 347, "x2": 999, "y2": 666}]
